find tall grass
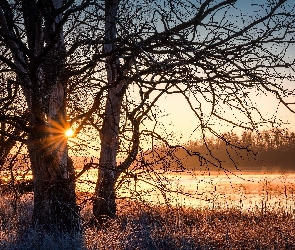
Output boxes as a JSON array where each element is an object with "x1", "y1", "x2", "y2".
[{"x1": 0, "y1": 192, "x2": 294, "y2": 250}]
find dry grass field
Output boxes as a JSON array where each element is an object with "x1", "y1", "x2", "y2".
[{"x1": 0, "y1": 192, "x2": 294, "y2": 250}]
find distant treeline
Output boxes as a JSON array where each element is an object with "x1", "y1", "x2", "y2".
[{"x1": 183, "y1": 128, "x2": 295, "y2": 172}]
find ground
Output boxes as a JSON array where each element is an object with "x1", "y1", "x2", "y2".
[{"x1": 0, "y1": 193, "x2": 294, "y2": 249}]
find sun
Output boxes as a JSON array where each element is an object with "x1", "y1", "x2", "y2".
[{"x1": 65, "y1": 128, "x2": 74, "y2": 138}]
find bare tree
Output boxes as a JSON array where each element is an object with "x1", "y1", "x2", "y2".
[
  {"x1": 89, "y1": 0, "x2": 295, "y2": 222},
  {"x1": 0, "y1": 0, "x2": 81, "y2": 232},
  {"x1": 0, "y1": 0, "x2": 294, "y2": 231}
]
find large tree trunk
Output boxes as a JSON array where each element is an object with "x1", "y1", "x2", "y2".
[
  {"x1": 93, "y1": 87, "x2": 123, "y2": 222},
  {"x1": 93, "y1": 0, "x2": 122, "y2": 222},
  {"x1": 28, "y1": 2, "x2": 80, "y2": 230},
  {"x1": 21, "y1": 0, "x2": 80, "y2": 232},
  {"x1": 27, "y1": 82, "x2": 80, "y2": 232},
  {"x1": 25, "y1": 57, "x2": 81, "y2": 231},
  {"x1": 28, "y1": 136, "x2": 80, "y2": 232}
]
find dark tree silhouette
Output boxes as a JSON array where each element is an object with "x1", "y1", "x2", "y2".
[
  {"x1": 0, "y1": 0, "x2": 294, "y2": 232},
  {"x1": 0, "y1": 0, "x2": 80, "y2": 232}
]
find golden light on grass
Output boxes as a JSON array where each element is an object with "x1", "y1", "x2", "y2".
[{"x1": 65, "y1": 128, "x2": 74, "y2": 138}]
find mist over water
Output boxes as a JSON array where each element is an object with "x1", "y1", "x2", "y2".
[
  {"x1": 77, "y1": 169, "x2": 295, "y2": 212},
  {"x1": 2, "y1": 155, "x2": 294, "y2": 212}
]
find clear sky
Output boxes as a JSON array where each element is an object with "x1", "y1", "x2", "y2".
[
  {"x1": 144, "y1": 0, "x2": 295, "y2": 145},
  {"x1": 146, "y1": 87, "x2": 295, "y2": 146}
]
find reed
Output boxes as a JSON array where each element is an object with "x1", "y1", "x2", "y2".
[{"x1": 0, "y1": 193, "x2": 294, "y2": 249}]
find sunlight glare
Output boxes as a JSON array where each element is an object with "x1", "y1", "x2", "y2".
[{"x1": 65, "y1": 128, "x2": 74, "y2": 138}]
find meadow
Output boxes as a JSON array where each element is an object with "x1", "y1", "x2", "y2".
[{"x1": 0, "y1": 179, "x2": 295, "y2": 250}]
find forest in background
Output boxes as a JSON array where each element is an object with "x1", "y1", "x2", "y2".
[
  {"x1": 140, "y1": 128, "x2": 295, "y2": 174},
  {"x1": 180, "y1": 128, "x2": 295, "y2": 173},
  {"x1": 2, "y1": 128, "x2": 295, "y2": 176}
]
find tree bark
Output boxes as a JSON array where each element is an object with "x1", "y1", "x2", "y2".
[
  {"x1": 0, "y1": 0, "x2": 81, "y2": 233},
  {"x1": 26, "y1": 64, "x2": 81, "y2": 232},
  {"x1": 93, "y1": 0, "x2": 122, "y2": 222},
  {"x1": 29, "y1": 139, "x2": 80, "y2": 232},
  {"x1": 27, "y1": 0, "x2": 81, "y2": 231},
  {"x1": 93, "y1": 87, "x2": 123, "y2": 222},
  {"x1": 27, "y1": 83, "x2": 80, "y2": 232}
]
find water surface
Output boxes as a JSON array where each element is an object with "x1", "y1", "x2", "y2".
[{"x1": 77, "y1": 169, "x2": 295, "y2": 211}]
